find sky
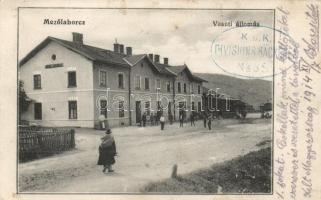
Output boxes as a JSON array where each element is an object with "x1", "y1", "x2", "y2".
[{"x1": 19, "y1": 8, "x2": 274, "y2": 79}]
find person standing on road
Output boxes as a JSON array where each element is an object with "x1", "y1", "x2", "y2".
[
  {"x1": 97, "y1": 129, "x2": 117, "y2": 173},
  {"x1": 179, "y1": 114, "x2": 184, "y2": 127},
  {"x1": 203, "y1": 113, "x2": 207, "y2": 128},
  {"x1": 190, "y1": 112, "x2": 195, "y2": 126},
  {"x1": 142, "y1": 112, "x2": 147, "y2": 127},
  {"x1": 155, "y1": 111, "x2": 160, "y2": 126},
  {"x1": 160, "y1": 114, "x2": 165, "y2": 130},
  {"x1": 207, "y1": 115, "x2": 212, "y2": 130}
]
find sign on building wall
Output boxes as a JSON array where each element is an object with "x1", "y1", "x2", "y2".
[{"x1": 45, "y1": 63, "x2": 64, "y2": 69}]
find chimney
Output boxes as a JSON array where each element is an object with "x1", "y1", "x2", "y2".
[
  {"x1": 72, "y1": 32, "x2": 83, "y2": 44},
  {"x1": 148, "y1": 54, "x2": 154, "y2": 61},
  {"x1": 114, "y1": 43, "x2": 119, "y2": 53},
  {"x1": 164, "y1": 57, "x2": 169, "y2": 65},
  {"x1": 126, "y1": 47, "x2": 132, "y2": 56},
  {"x1": 154, "y1": 54, "x2": 160, "y2": 63},
  {"x1": 119, "y1": 44, "x2": 124, "y2": 54}
]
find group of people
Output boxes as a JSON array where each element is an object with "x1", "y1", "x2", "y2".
[
  {"x1": 203, "y1": 114, "x2": 215, "y2": 130},
  {"x1": 97, "y1": 112, "x2": 217, "y2": 173},
  {"x1": 141, "y1": 111, "x2": 216, "y2": 131},
  {"x1": 141, "y1": 112, "x2": 174, "y2": 130},
  {"x1": 141, "y1": 112, "x2": 160, "y2": 127},
  {"x1": 179, "y1": 112, "x2": 214, "y2": 130}
]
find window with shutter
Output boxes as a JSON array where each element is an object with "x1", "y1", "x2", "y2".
[
  {"x1": 145, "y1": 77, "x2": 150, "y2": 90},
  {"x1": 119, "y1": 101, "x2": 125, "y2": 117},
  {"x1": 177, "y1": 82, "x2": 181, "y2": 93},
  {"x1": 99, "y1": 70, "x2": 107, "y2": 87},
  {"x1": 33, "y1": 74, "x2": 41, "y2": 89},
  {"x1": 100, "y1": 100, "x2": 107, "y2": 117},
  {"x1": 68, "y1": 71, "x2": 77, "y2": 87},
  {"x1": 166, "y1": 82, "x2": 171, "y2": 92},
  {"x1": 135, "y1": 75, "x2": 141, "y2": 90},
  {"x1": 34, "y1": 103, "x2": 42, "y2": 120},
  {"x1": 118, "y1": 73, "x2": 124, "y2": 89},
  {"x1": 68, "y1": 101, "x2": 77, "y2": 119},
  {"x1": 156, "y1": 79, "x2": 161, "y2": 90}
]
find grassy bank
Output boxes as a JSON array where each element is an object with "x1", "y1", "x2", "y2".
[{"x1": 142, "y1": 147, "x2": 271, "y2": 194}]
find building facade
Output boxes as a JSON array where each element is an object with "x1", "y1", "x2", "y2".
[{"x1": 19, "y1": 32, "x2": 206, "y2": 128}]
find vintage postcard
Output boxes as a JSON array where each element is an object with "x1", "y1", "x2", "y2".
[{"x1": 0, "y1": 0, "x2": 320, "y2": 200}]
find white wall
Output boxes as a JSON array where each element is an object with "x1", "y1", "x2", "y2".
[
  {"x1": 93, "y1": 62, "x2": 130, "y2": 128},
  {"x1": 20, "y1": 41, "x2": 95, "y2": 127},
  {"x1": 130, "y1": 59, "x2": 175, "y2": 124}
]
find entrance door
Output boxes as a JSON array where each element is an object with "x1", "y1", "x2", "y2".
[{"x1": 136, "y1": 101, "x2": 141, "y2": 124}]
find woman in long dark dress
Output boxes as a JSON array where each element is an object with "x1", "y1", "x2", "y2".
[{"x1": 97, "y1": 129, "x2": 117, "y2": 173}]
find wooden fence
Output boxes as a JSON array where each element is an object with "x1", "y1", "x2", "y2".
[{"x1": 19, "y1": 127, "x2": 75, "y2": 162}]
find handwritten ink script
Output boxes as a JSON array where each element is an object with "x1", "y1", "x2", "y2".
[
  {"x1": 300, "y1": 4, "x2": 320, "y2": 198},
  {"x1": 275, "y1": 4, "x2": 320, "y2": 200}
]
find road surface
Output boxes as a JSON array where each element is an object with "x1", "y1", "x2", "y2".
[{"x1": 19, "y1": 117, "x2": 271, "y2": 193}]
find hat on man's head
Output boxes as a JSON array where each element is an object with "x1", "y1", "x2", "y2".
[{"x1": 105, "y1": 129, "x2": 112, "y2": 134}]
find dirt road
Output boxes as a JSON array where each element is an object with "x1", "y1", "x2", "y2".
[{"x1": 19, "y1": 118, "x2": 271, "y2": 193}]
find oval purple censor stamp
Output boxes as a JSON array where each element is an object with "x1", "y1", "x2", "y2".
[{"x1": 211, "y1": 26, "x2": 275, "y2": 78}]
